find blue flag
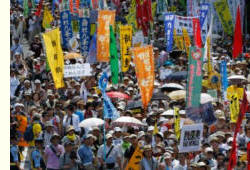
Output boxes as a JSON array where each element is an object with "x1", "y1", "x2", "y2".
[
  {"x1": 98, "y1": 72, "x2": 119, "y2": 119},
  {"x1": 60, "y1": 10, "x2": 73, "y2": 48},
  {"x1": 87, "y1": 33, "x2": 97, "y2": 64},
  {"x1": 220, "y1": 60, "x2": 228, "y2": 100},
  {"x1": 200, "y1": 3, "x2": 209, "y2": 42},
  {"x1": 79, "y1": 17, "x2": 90, "y2": 57},
  {"x1": 98, "y1": 72, "x2": 108, "y2": 92},
  {"x1": 164, "y1": 13, "x2": 175, "y2": 52}
]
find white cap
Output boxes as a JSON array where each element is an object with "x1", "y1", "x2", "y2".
[
  {"x1": 35, "y1": 79, "x2": 41, "y2": 84},
  {"x1": 105, "y1": 134, "x2": 113, "y2": 139},
  {"x1": 114, "y1": 127, "x2": 122, "y2": 132},
  {"x1": 138, "y1": 131, "x2": 145, "y2": 139},
  {"x1": 147, "y1": 126, "x2": 154, "y2": 132},
  {"x1": 205, "y1": 147, "x2": 214, "y2": 153}
]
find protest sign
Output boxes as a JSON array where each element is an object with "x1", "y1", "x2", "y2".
[
  {"x1": 120, "y1": 25, "x2": 132, "y2": 72},
  {"x1": 42, "y1": 28, "x2": 65, "y2": 89},
  {"x1": 64, "y1": 63, "x2": 92, "y2": 78},
  {"x1": 97, "y1": 10, "x2": 116, "y2": 62},
  {"x1": 178, "y1": 123, "x2": 203, "y2": 153},
  {"x1": 186, "y1": 47, "x2": 204, "y2": 108},
  {"x1": 79, "y1": 7, "x2": 90, "y2": 57},
  {"x1": 164, "y1": 13, "x2": 175, "y2": 52},
  {"x1": 60, "y1": 10, "x2": 73, "y2": 49},
  {"x1": 133, "y1": 45, "x2": 155, "y2": 109},
  {"x1": 213, "y1": 0, "x2": 234, "y2": 35},
  {"x1": 125, "y1": 145, "x2": 143, "y2": 170}
]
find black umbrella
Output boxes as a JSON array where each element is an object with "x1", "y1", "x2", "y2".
[
  {"x1": 165, "y1": 71, "x2": 187, "y2": 81},
  {"x1": 151, "y1": 92, "x2": 170, "y2": 100},
  {"x1": 126, "y1": 100, "x2": 142, "y2": 110}
]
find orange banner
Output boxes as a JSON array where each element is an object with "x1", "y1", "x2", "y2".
[
  {"x1": 97, "y1": 10, "x2": 116, "y2": 62},
  {"x1": 133, "y1": 45, "x2": 155, "y2": 109}
]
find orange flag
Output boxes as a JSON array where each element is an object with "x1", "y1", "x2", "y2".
[
  {"x1": 133, "y1": 45, "x2": 155, "y2": 109},
  {"x1": 97, "y1": 10, "x2": 116, "y2": 62}
]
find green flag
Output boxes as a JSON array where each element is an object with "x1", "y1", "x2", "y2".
[
  {"x1": 109, "y1": 25, "x2": 119, "y2": 85},
  {"x1": 31, "y1": 0, "x2": 36, "y2": 9},
  {"x1": 23, "y1": 0, "x2": 29, "y2": 17}
]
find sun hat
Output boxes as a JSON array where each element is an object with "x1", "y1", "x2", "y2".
[{"x1": 66, "y1": 126, "x2": 75, "y2": 133}]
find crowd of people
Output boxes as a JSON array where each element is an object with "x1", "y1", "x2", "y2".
[{"x1": 10, "y1": 0, "x2": 250, "y2": 170}]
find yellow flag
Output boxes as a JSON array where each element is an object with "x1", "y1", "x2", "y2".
[
  {"x1": 207, "y1": 36, "x2": 212, "y2": 74},
  {"x1": 125, "y1": 0, "x2": 137, "y2": 32},
  {"x1": 120, "y1": 25, "x2": 132, "y2": 72},
  {"x1": 174, "y1": 29, "x2": 184, "y2": 50},
  {"x1": 174, "y1": 107, "x2": 180, "y2": 140},
  {"x1": 42, "y1": 28, "x2": 65, "y2": 89},
  {"x1": 153, "y1": 121, "x2": 159, "y2": 135},
  {"x1": 125, "y1": 145, "x2": 143, "y2": 170},
  {"x1": 227, "y1": 86, "x2": 244, "y2": 100},
  {"x1": 42, "y1": 6, "x2": 54, "y2": 29},
  {"x1": 182, "y1": 27, "x2": 191, "y2": 55},
  {"x1": 230, "y1": 93, "x2": 240, "y2": 123}
]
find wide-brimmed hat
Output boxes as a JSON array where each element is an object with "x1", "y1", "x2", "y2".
[
  {"x1": 50, "y1": 133, "x2": 60, "y2": 141},
  {"x1": 66, "y1": 126, "x2": 75, "y2": 133},
  {"x1": 143, "y1": 145, "x2": 152, "y2": 152}
]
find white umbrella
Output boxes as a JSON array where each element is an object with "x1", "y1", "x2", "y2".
[
  {"x1": 79, "y1": 118, "x2": 104, "y2": 128},
  {"x1": 112, "y1": 116, "x2": 145, "y2": 127},
  {"x1": 200, "y1": 93, "x2": 214, "y2": 104},
  {"x1": 161, "y1": 109, "x2": 174, "y2": 116},
  {"x1": 228, "y1": 75, "x2": 247, "y2": 81},
  {"x1": 161, "y1": 83, "x2": 184, "y2": 90}
]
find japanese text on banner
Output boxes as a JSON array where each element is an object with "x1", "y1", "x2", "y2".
[
  {"x1": 133, "y1": 45, "x2": 155, "y2": 109},
  {"x1": 120, "y1": 25, "x2": 132, "y2": 72},
  {"x1": 97, "y1": 10, "x2": 116, "y2": 62},
  {"x1": 42, "y1": 28, "x2": 65, "y2": 89}
]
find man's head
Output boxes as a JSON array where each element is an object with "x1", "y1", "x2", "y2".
[
  {"x1": 106, "y1": 134, "x2": 113, "y2": 145},
  {"x1": 50, "y1": 133, "x2": 60, "y2": 146}
]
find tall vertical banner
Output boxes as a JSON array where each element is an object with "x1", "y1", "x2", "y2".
[
  {"x1": 110, "y1": 26, "x2": 119, "y2": 85},
  {"x1": 192, "y1": 18, "x2": 202, "y2": 48},
  {"x1": 199, "y1": 3, "x2": 209, "y2": 42},
  {"x1": 125, "y1": 0, "x2": 137, "y2": 32},
  {"x1": 98, "y1": 72, "x2": 119, "y2": 119},
  {"x1": 186, "y1": 47, "x2": 204, "y2": 108},
  {"x1": 173, "y1": 29, "x2": 184, "y2": 51},
  {"x1": 133, "y1": 45, "x2": 155, "y2": 109},
  {"x1": 97, "y1": 10, "x2": 116, "y2": 62},
  {"x1": 220, "y1": 61, "x2": 228, "y2": 100},
  {"x1": 182, "y1": 27, "x2": 191, "y2": 55},
  {"x1": 174, "y1": 107, "x2": 181, "y2": 140},
  {"x1": 42, "y1": 28, "x2": 65, "y2": 89},
  {"x1": 156, "y1": 0, "x2": 167, "y2": 15},
  {"x1": 60, "y1": 10, "x2": 73, "y2": 48},
  {"x1": 69, "y1": 0, "x2": 80, "y2": 14},
  {"x1": 120, "y1": 25, "x2": 132, "y2": 72},
  {"x1": 213, "y1": 0, "x2": 234, "y2": 35},
  {"x1": 232, "y1": 6, "x2": 242, "y2": 59},
  {"x1": 42, "y1": 6, "x2": 54, "y2": 29},
  {"x1": 79, "y1": 6, "x2": 90, "y2": 57},
  {"x1": 164, "y1": 13, "x2": 175, "y2": 52}
]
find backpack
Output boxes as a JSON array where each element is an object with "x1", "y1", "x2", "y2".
[{"x1": 24, "y1": 124, "x2": 34, "y2": 142}]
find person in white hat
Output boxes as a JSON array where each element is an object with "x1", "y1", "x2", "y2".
[
  {"x1": 97, "y1": 134, "x2": 122, "y2": 170},
  {"x1": 140, "y1": 145, "x2": 159, "y2": 170},
  {"x1": 113, "y1": 127, "x2": 123, "y2": 145}
]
